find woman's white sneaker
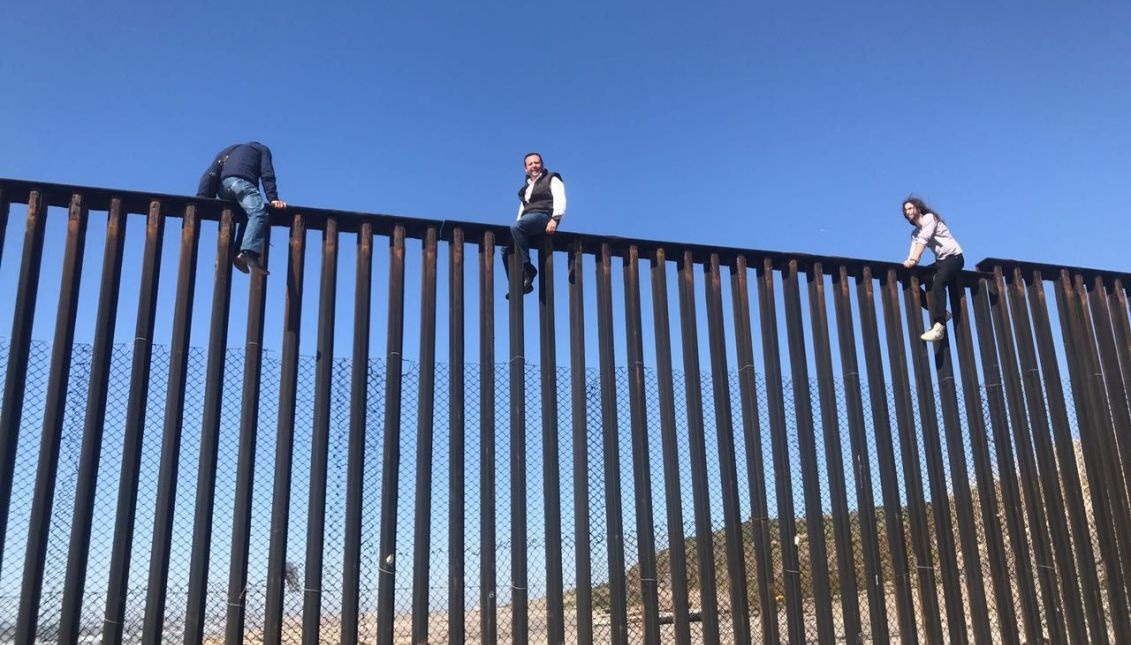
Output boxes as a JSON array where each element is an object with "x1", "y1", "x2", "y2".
[{"x1": 921, "y1": 322, "x2": 946, "y2": 342}]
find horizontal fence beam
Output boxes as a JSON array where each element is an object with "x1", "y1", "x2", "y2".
[{"x1": 0, "y1": 176, "x2": 1020, "y2": 280}]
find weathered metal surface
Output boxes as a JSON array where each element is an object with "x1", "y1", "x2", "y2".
[
  {"x1": 15, "y1": 194, "x2": 89, "y2": 642},
  {"x1": 185, "y1": 208, "x2": 236, "y2": 645},
  {"x1": 61, "y1": 197, "x2": 127, "y2": 643},
  {"x1": 142, "y1": 204, "x2": 201, "y2": 643},
  {"x1": 264, "y1": 213, "x2": 306, "y2": 644},
  {"x1": 0, "y1": 177, "x2": 1124, "y2": 644}
]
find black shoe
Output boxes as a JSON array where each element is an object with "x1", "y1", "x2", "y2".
[
  {"x1": 504, "y1": 281, "x2": 536, "y2": 300},
  {"x1": 233, "y1": 251, "x2": 250, "y2": 274},
  {"x1": 237, "y1": 250, "x2": 269, "y2": 276},
  {"x1": 505, "y1": 268, "x2": 536, "y2": 299}
]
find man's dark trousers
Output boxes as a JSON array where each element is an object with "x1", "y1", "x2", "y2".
[{"x1": 503, "y1": 210, "x2": 552, "y2": 290}]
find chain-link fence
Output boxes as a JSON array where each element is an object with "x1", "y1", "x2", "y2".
[{"x1": 0, "y1": 332, "x2": 1103, "y2": 644}]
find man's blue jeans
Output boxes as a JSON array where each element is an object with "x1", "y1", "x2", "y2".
[
  {"x1": 502, "y1": 210, "x2": 552, "y2": 283},
  {"x1": 220, "y1": 176, "x2": 268, "y2": 256}
]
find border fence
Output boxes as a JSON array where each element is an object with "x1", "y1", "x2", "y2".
[{"x1": 0, "y1": 177, "x2": 1127, "y2": 644}]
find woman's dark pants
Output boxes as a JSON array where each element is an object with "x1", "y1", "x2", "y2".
[{"x1": 920, "y1": 253, "x2": 965, "y2": 326}]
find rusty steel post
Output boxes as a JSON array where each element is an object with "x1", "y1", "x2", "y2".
[
  {"x1": 880, "y1": 269, "x2": 942, "y2": 644},
  {"x1": 142, "y1": 204, "x2": 201, "y2": 643},
  {"x1": 807, "y1": 262, "x2": 863, "y2": 642},
  {"x1": 730, "y1": 254, "x2": 778, "y2": 644},
  {"x1": 376, "y1": 225, "x2": 408, "y2": 645},
  {"x1": 1070, "y1": 273, "x2": 1131, "y2": 609},
  {"x1": 1022, "y1": 269, "x2": 1106, "y2": 643},
  {"x1": 1107, "y1": 278, "x2": 1131, "y2": 425},
  {"x1": 568, "y1": 240, "x2": 592, "y2": 645},
  {"x1": 538, "y1": 237, "x2": 565, "y2": 644},
  {"x1": 855, "y1": 267, "x2": 916, "y2": 643},
  {"x1": 596, "y1": 242, "x2": 628, "y2": 645},
  {"x1": 184, "y1": 208, "x2": 237, "y2": 644},
  {"x1": 412, "y1": 226, "x2": 439, "y2": 645},
  {"x1": 1053, "y1": 269, "x2": 1131, "y2": 641},
  {"x1": 0, "y1": 190, "x2": 48, "y2": 576},
  {"x1": 623, "y1": 245, "x2": 662, "y2": 643},
  {"x1": 1085, "y1": 276, "x2": 1131, "y2": 513},
  {"x1": 781, "y1": 259, "x2": 835, "y2": 644},
  {"x1": 0, "y1": 191, "x2": 8, "y2": 266},
  {"x1": 652, "y1": 248, "x2": 693, "y2": 645},
  {"x1": 507, "y1": 229, "x2": 530, "y2": 645},
  {"x1": 679, "y1": 250, "x2": 722, "y2": 644},
  {"x1": 831, "y1": 265, "x2": 889, "y2": 642},
  {"x1": 899, "y1": 274, "x2": 966, "y2": 644},
  {"x1": 303, "y1": 216, "x2": 339, "y2": 644},
  {"x1": 947, "y1": 276, "x2": 1017, "y2": 645},
  {"x1": 703, "y1": 253, "x2": 752, "y2": 642},
  {"x1": 1078, "y1": 274, "x2": 1131, "y2": 623},
  {"x1": 969, "y1": 276, "x2": 1042, "y2": 643},
  {"x1": 59, "y1": 197, "x2": 127, "y2": 642},
  {"x1": 913, "y1": 278, "x2": 993, "y2": 643},
  {"x1": 972, "y1": 275, "x2": 1046, "y2": 644},
  {"x1": 225, "y1": 221, "x2": 272, "y2": 644},
  {"x1": 342, "y1": 222, "x2": 374, "y2": 645},
  {"x1": 755, "y1": 256, "x2": 805, "y2": 643},
  {"x1": 102, "y1": 199, "x2": 165, "y2": 645},
  {"x1": 15, "y1": 193, "x2": 89, "y2": 642},
  {"x1": 264, "y1": 213, "x2": 306, "y2": 644},
  {"x1": 447, "y1": 227, "x2": 466, "y2": 645},
  {"x1": 986, "y1": 269, "x2": 1066, "y2": 643},
  {"x1": 478, "y1": 230, "x2": 498, "y2": 645}
]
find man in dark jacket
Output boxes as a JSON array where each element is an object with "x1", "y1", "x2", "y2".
[
  {"x1": 503, "y1": 152, "x2": 566, "y2": 297},
  {"x1": 197, "y1": 141, "x2": 287, "y2": 274}
]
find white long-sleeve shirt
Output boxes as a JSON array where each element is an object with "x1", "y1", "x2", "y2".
[
  {"x1": 516, "y1": 173, "x2": 567, "y2": 220},
  {"x1": 910, "y1": 212, "x2": 963, "y2": 260}
]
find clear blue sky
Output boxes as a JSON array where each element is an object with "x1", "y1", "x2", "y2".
[{"x1": 1, "y1": 1, "x2": 1128, "y2": 270}]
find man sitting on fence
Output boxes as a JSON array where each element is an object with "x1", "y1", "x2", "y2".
[
  {"x1": 502, "y1": 151, "x2": 566, "y2": 298},
  {"x1": 197, "y1": 141, "x2": 287, "y2": 275}
]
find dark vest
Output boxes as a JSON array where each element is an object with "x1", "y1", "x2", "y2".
[{"x1": 517, "y1": 170, "x2": 562, "y2": 215}]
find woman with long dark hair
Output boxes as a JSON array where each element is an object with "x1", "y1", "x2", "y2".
[{"x1": 902, "y1": 196, "x2": 964, "y2": 342}]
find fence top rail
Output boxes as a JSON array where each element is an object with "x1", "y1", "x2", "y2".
[
  {"x1": 977, "y1": 257, "x2": 1131, "y2": 285},
  {"x1": 0, "y1": 175, "x2": 1018, "y2": 282}
]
